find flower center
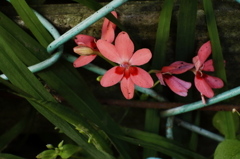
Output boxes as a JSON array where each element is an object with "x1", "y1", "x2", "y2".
[
  {"x1": 120, "y1": 62, "x2": 131, "y2": 69},
  {"x1": 115, "y1": 62, "x2": 138, "y2": 79}
]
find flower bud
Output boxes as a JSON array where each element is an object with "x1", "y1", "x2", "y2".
[
  {"x1": 73, "y1": 45, "x2": 95, "y2": 56},
  {"x1": 46, "y1": 144, "x2": 54, "y2": 149}
]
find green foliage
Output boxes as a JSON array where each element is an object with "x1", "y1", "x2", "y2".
[
  {"x1": 203, "y1": 0, "x2": 236, "y2": 140},
  {"x1": 0, "y1": 9, "x2": 127, "y2": 159},
  {"x1": 213, "y1": 111, "x2": 239, "y2": 138},
  {"x1": 10, "y1": 0, "x2": 53, "y2": 48},
  {"x1": 0, "y1": 0, "x2": 239, "y2": 158},
  {"x1": 214, "y1": 139, "x2": 240, "y2": 159},
  {"x1": 151, "y1": 0, "x2": 174, "y2": 69},
  {"x1": 36, "y1": 141, "x2": 81, "y2": 159}
]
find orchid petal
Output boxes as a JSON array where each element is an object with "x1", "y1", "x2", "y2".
[
  {"x1": 204, "y1": 74, "x2": 224, "y2": 89},
  {"x1": 195, "y1": 72, "x2": 214, "y2": 98},
  {"x1": 197, "y1": 41, "x2": 212, "y2": 67},
  {"x1": 100, "y1": 66, "x2": 124, "y2": 87},
  {"x1": 115, "y1": 31, "x2": 134, "y2": 62},
  {"x1": 73, "y1": 55, "x2": 96, "y2": 68},
  {"x1": 164, "y1": 75, "x2": 191, "y2": 97},
  {"x1": 101, "y1": 11, "x2": 117, "y2": 43},
  {"x1": 130, "y1": 67, "x2": 153, "y2": 88},
  {"x1": 101, "y1": 27, "x2": 115, "y2": 43},
  {"x1": 202, "y1": 59, "x2": 214, "y2": 72},
  {"x1": 120, "y1": 77, "x2": 135, "y2": 99},
  {"x1": 162, "y1": 61, "x2": 194, "y2": 74},
  {"x1": 129, "y1": 48, "x2": 152, "y2": 66},
  {"x1": 96, "y1": 39, "x2": 121, "y2": 64},
  {"x1": 192, "y1": 55, "x2": 202, "y2": 71},
  {"x1": 74, "y1": 34, "x2": 97, "y2": 49},
  {"x1": 156, "y1": 72, "x2": 166, "y2": 86}
]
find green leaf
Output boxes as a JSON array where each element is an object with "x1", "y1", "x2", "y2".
[
  {"x1": 60, "y1": 144, "x2": 81, "y2": 158},
  {"x1": 19, "y1": 94, "x2": 113, "y2": 155},
  {"x1": 115, "y1": 135, "x2": 186, "y2": 159},
  {"x1": 213, "y1": 111, "x2": 239, "y2": 138},
  {"x1": 0, "y1": 153, "x2": 26, "y2": 159},
  {"x1": 214, "y1": 139, "x2": 240, "y2": 159},
  {"x1": 120, "y1": 127, "x2": 207, "y2": 159},
  {"x1": 146, "y1": 0, "x2": 174, "y2": 157},
  {"x1": 143, "y1": 109, "x2": 160, "y2": 158},
  {"x1": 10, "y1": 0, "x2": 53, "y2": 48},
  {"x1": 203, "y1": 0, "x2": 227, "y2": 85},
  {"x1": 0, "y1": 12, "x2": 129, "y2": 159},
  {"x1": 203, "y1": 0, "x2": 235, "y2": 140},
  {"x1": 0, "y1": 26, "x2": 115, "y2": 159},
  {"x1": 151, "y1": 0, "x2": 174, "y2": 69},
  {"x1": 175, "y1": 0, "x2": 197, "y2": 62},
  {"x1": 36, "y1": 150, "x2": 57, "y2": 159}
]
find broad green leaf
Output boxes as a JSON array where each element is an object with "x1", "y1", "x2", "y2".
[
  {"x1": 10, "y1": 0, "x2": 53, "y2": 48},
  {"x1": 0, "y1": 12, "x2": 130, "y2": 159},
  {"x1": 0, "y1": 112, "x2": 31, "y2": 151},
  {"x1": 0, "y1": 153, "x2": 26, "y2": 159},
  {"x1": 60, "y1": 144, "x2": 81, "y2": 158},
  {"x1": 213, "y1": 111, "x2": 239, "y2": 138},
  {"x1": 214, "y1": 139, "x2": 240, "y2": 159}
]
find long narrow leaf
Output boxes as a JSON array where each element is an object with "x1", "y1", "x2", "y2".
[
  {"x1": 175, "y1": 0, "x2": 197, "y2": 62},
  {"x1": 151, "y1": 0, "x2": 174, "y2": 69},
  {"x1": 203, "y1": 0, "x2": 235, "y2": 140},
  {"x1": 0, "y1": 12, "x2": 130, "y2": 159},
  {"x1": 15, "y1": 93, "x2": 113, "y2": 156},
  {"x1": 10, "y1": 0, "x2": 53, "y2": 47},
  {"x1": 121, "y1": 127, "x2": 207, "y2": 159},
  {"x1": 0, "y1": 27, "x2": 115, "y2": 159},
  {"x1": 145, "y1": 0, "x2": 174, "y2": 157}
]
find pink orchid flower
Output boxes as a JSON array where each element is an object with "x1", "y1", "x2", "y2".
[
  {"x1": 155, "y1": 61, "x2": 194, "y2": 97},
  {"x1": 96, "y1": 31, "x2": 154, "y2": 99},
  {"x1": 192, "y1": 41, "x2": 224, "y2": 103},
  {"x1": 73, "y1": 11, "x2": 117, "y2": 68}
]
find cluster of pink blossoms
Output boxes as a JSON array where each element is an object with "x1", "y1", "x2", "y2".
[{"x1": 73, "y1": 12, "x2": 224, "y2": 103}]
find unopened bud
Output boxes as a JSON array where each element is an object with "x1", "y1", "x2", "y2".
[
  {"x1": 46, "y1": 144, "x2": 54, "y2": 149},
  {"x1": 73, "y1": 45, "x2": 95, "y2": 56}
]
